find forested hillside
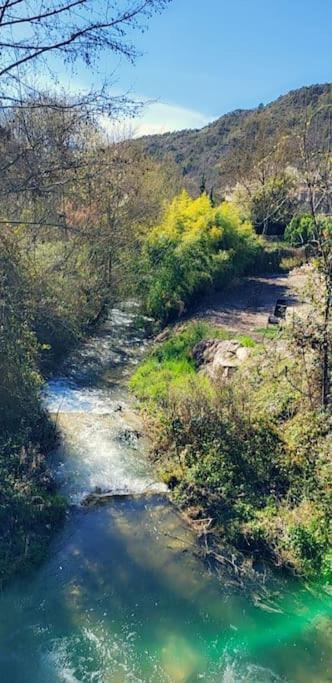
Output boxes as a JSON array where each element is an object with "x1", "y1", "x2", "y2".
[{"x1": 135, "y1": 83, "x2": 331, "y2": 197}]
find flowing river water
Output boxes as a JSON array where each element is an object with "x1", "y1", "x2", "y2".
[{"x1": 0, "y1": 305, "x2": 331, "y2": 682}]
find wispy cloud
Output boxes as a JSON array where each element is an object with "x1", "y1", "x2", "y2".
[
  {"x1": 101, "y1": 100, "x2": 212, "y2": 139},
  {"x1": 32, "y1": 71, "x2": 212, "y2": 139},
  {"x1": 131, "y1": 101, "x2": 212, "y2": 136}
]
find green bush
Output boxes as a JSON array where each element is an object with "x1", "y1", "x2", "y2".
[
  {"x1": 250, "y1": 173, "x2": 297, "y2": 235},
  {"x1": 139, "y1": 191, "x2": 259, "y2": 323},
  {"x1": 285, "y1": 214, "x2": 315, "y2": 246}
]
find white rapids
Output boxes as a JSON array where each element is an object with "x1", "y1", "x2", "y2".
[{"x1": 44, "y1": 306, "x2": 166, "y2": 504}]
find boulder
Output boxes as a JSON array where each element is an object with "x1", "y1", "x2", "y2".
[
  {"x1": 192, "y1": 338, "x2": 251, "y2": 381},
  {"x1": 115, "y1": 427, "x2": 142, "y2": 449}
]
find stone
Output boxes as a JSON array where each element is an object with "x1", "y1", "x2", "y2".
[
  {"x1": 115, "y1": 427, "x2": 142, "y2": 448},
  {"x1": 154, "y1": 329, "x2": 170, "y2": 344},
  {"x1": 268, "y1": 314, "x2": 280, "y2": 325},
  {"x1": 236, "y1": 346, "x2": 251, "y2": 362},
  {"x1": 193, "y1": 338, "x2": 251, "y2": 381}
]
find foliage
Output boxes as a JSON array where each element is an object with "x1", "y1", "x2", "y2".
[
  {"x1": 131, "y1": 320, "x2": 331, "y2": 581},
  {"x1": 249, "y1": 173, "x2": 298, "y2": 235},
  {"x1": 0, "y1": 240, "x2": 42, "y2": 434},
  {"x1": 139, "y1": 191, "x2": 259, "y2": 322},
  {"x1": 0, "y1": 436, "x2": 66, "y2": 587},
  {"x1": 285, "y1": 214, "x2": 316, "y2": 245},
  {"x1": 0, "y1": 241, "x2": 66, "y2": 586}
]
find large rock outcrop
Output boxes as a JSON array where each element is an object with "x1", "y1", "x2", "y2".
[{"x1": 192, "y1": 339, "x2": 251, "y2": 380}]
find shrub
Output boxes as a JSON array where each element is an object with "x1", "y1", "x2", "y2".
[
  {"x1": 0, "y1": 243, "x2": 66, "y2": 585},
  {"x1": 139, "y1": 191, "x2": 259, "y2": 323},
  {"x1": 285, "y1": 214, "x2": 315, "y2": 246},
  {"x1": 250, "y1": 173, "x2": 297, "y2": 235}
]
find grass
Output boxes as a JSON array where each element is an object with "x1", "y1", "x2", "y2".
[
  {"x1": 130, "y1": 357, "x2": 195, "y2": 401},
  {"x1": 255, "y1": 326, "x2": 281, "y2": 339},
  {"x1": 130, "y1": 321, "x2": 257, "y2": 403}
]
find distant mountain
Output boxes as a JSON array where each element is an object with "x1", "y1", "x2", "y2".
[{"x1": 134, "y1": 84, "x2": 331, "y2": 197}]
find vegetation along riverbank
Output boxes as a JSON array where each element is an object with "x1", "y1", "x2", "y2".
[
  {"x1": 130, "y1": 192, "x2": 331, "y2": 585},
  {"x1": 130, "y1": 282, "x2": 331, "y2": 583}
]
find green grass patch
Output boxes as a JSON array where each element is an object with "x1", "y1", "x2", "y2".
[
  {"x1": 130, "y1": 321, "x2": 257, "y2": 403},
  {"x1": 237, "y1": 335, "x2": 257, "y2": 347},
  {"x1": 130, "y1": 322, "x2": 219, "y2": 402},
  {"x1": 255, "y1": 326, "x2": 281, "y2": 340},
  {"x1": 130, "y1": 357, "x2": 195, "y2": 401}
]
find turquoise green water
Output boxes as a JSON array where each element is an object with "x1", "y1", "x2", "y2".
[{"x1": 0, "y1": 307, "x2": 330, "y2": 682}]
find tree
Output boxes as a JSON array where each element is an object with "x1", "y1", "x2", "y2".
[
  {"x1": 0, "y1": 1, "x2": 170, "y2": 82},
  {"x1": 0, "y1": 0, "x2": 172, "y2": 230},
  {"x1": 0, "y1": 0, "x2": 174, "y2": 326},
  {"x1": 250, "y1": 172, "x2": 298, "y2": 235},
  {"x1": 285, "y1": 214, "x2": 315, "y2": 246},
  {"x1": 291, "y1": 107, "x2": 332, "y2": 410},
  {"x1": 225, "y1": 112, "x2": 300, "y2": 235}
]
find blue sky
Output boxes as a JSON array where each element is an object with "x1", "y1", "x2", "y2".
[{"x1": 50, "y1": 0, "x2": 332, "y2": 135}]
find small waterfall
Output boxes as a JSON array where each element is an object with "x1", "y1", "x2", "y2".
[{"x1": 44, "y1": 305, "x2": 166, "y2": 504}]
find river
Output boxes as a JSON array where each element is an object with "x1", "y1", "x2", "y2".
[{"x1": 0, "y1": 305, "x2": 331, "y2": 682}]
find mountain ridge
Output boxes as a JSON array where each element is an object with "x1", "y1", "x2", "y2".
[{"x1": 133, "y1": 83, "x2": 331, "y2": 196}]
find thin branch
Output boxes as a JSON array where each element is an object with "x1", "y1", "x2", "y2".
[{"x1": 0, "y1": 0, "x2": 86, "y2": 27}]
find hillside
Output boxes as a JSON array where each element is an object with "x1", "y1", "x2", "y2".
[{"x1": 135, "y1": 83, "x2": 331, "y2": 196}]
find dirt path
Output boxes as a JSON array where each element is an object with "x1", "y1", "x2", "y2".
[{"x1": 190, "y1": 270, "x2": 304, "y2": 334}]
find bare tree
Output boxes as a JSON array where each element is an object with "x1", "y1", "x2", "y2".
[
  {"x1": 0, "y1": 0, "x2": 172, "y2": 236},
  {"x1": 0, "y1": 1, "x2": 170, "y2": 82},
  {"x1": 294, "y1": 105, "x2": 332, "y2": 410}
]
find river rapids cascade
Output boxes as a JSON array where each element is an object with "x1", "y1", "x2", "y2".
[{"x1": 0, "y1": 305, "x2": 330, "y2": 683}]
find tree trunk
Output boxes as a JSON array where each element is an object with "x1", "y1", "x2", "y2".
[{"x1": 322, "y1": 285, "x2": 331, "y2": 410}]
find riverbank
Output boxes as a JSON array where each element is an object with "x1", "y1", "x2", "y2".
[
  {"x1": 0, "y1": 410, "x2": 67, "y2": 588},
  {"x1": 130, "y1": 270, "x2": 331, "y2": 584}
]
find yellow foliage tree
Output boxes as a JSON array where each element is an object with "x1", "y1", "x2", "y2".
[{"x1": 141, "y1": 191, "x2": 259, "y2": 322}]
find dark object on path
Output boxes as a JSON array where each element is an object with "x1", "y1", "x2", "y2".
[{"x1": 274, "y1": 299, "x2": 288, "y2": 319}]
